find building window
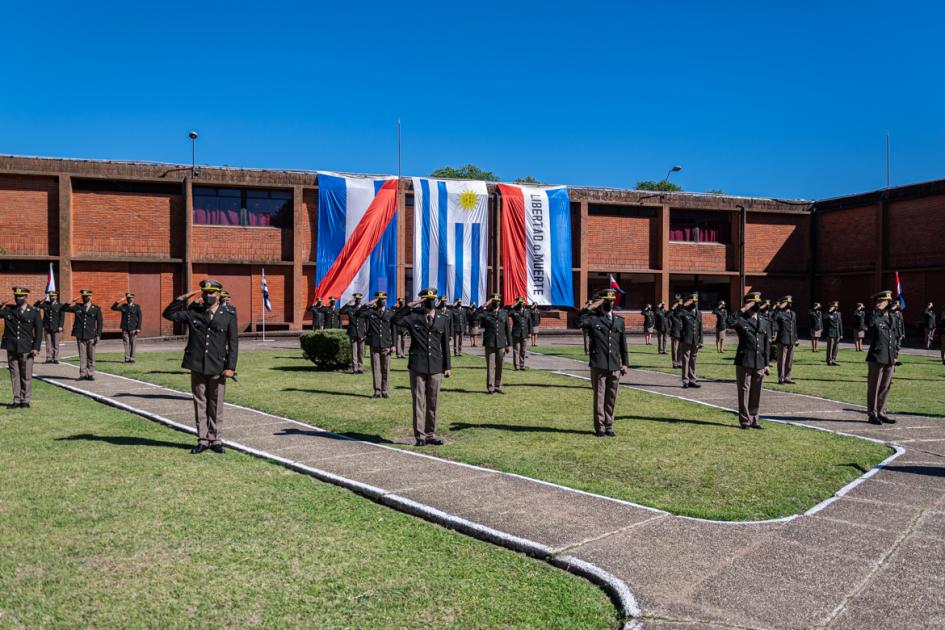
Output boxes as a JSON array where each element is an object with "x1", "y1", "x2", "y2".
[
  {"x1": 669, "y1": 212, "x2": 730, "y2": 243},
  {"x1": 194, "y1": 187, "x2": 292, "y2": 228}
]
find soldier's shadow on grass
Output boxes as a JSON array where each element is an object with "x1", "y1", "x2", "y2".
[
  {"x1": 449, "y1": 422, "x2": 591, "y2": 435},
  {"x1": 282, "y1": 387, "x2": 375, "y2": 399},
  {"x1": 56, "y1": 433, "x2": 186, "y2": 449},
  {"x1": 114, "y1": 392, "x2": 192, "y2": 401},
  {"x1": 145, "y1": 370, "x2": 189, "y2": 375},
  {"x1": 615, "y1": 414, "x2": 736, "y2": 428},
  {"x1": 274, "y1": 427, "x2": 393, "y2": 444}
]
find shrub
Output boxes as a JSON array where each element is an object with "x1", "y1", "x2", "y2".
[{"x1": 300, "y1": 330, "x2": 352, "y2": 370}]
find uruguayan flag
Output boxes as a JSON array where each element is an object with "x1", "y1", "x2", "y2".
[{"x1": 412, "y1": 178, "x2": 489, "y2": 305}]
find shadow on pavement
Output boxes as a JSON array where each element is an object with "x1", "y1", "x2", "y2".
[
  {"x1": 55, "y1": 433, "x2": 186, "y2": 449},
  {"x1": 274, "y1": 427, "x2": 392, "y2": 444}
]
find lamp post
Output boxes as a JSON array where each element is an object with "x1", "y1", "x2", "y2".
[
  {"x1": 188, "y1": 131, "x2": 199, "y2": 177},
  {"x1": 665, "y1": 165, "x2": 682, "y2": 182}
]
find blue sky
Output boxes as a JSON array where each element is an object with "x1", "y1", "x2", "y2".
[{"x1": 2, "y1": 1, "x2": 943, "y2": 199}]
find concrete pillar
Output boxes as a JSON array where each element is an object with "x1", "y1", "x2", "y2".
[
  {"x1": 874, "y1": 199, "x2": 885, "y2": 294},
  {"x1": 658, "y1": 204, "x2": 670, "y2": 305},
  {"x1": 578, "y1": 201, "x2": 589, "y2": 303},
  {"x1": 183, "y1": 176, "x2": 194, "y2": 292},
  {"x1": 397, "y1": 178, "x2": 407, "y2": 299},
  {"x1": 291, "y1": 184, "x2": 305, "y2": 329},
  {"x1": 58, "y1": 175, "x2": 72, "y2": 300}
]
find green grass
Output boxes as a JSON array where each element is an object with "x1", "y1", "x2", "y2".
[
  {"x1": 73, "y1": 349, "x2": 891, "y2": 521},
  {"x1": 536, "y1": 341, "x2": 945, "y2": 419},
  {"x1": 0, "y1": 381, "x2": 616, "y2": 629}
]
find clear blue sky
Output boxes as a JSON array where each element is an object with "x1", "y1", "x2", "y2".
[{"x1": 3, "y1": 1, "x2": 943, "y2": 199}]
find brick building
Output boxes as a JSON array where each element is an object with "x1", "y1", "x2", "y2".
[{"x1": 1, "y1": 154, "x2": 938, "y2": 339}]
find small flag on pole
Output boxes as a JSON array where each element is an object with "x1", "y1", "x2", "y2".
[
  {"x1": 261, "y1": 268, "x2": 272, "y2": 312},
  {"x1": 609, "y1": 274, "x2": 625, "y2": 307},
  {"x1": 895, "y1": 271, "x2": 906, "y2": 310},
  {"x1": 45, "y1": 262, "x2": 56, "y2": 300}
]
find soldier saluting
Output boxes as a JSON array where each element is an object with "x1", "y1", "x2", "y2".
[
  {"x1": 669, "y1": 295, "x2": 684, "y2": 368},
  {"x1": 509, "y1": 297, "x2": 531, "y2": 371},
  {"x1": 654, "y1": 301, "x2": 669, "y2": 355},
  {"x1": 393, "y1": 288, "x2": 452, "y2": 446},
  {"x1": 360, "y1": 291, "x2": 397, "y2": 398},
  {"x1": 2, "y1": 287, "x2": 42, "y2": 409},
  {"x1": 808, "y1": 302, "x2": 823, "y2": 352},
  {"x1": 340, "y1": 293, "x2": 368, "y2": 374},
  {"x1": 34, "y1": 290, "x2": 64, "y2": 364},
  {"x1": 823, "y1": 301, "x2": 843, "y2": 366},
  {"x1": 62, "y1": 289, "x2": 103, "y2": 380},
  {"x1": 162, "y1": 279, "x2": 238, "y2": 454},
  {"x1": 772, "y1": 295, "x2": 799, "y2": 384},
  {"x1": 712, "y1": 301, "x2": 728, "y2": 353},
  {"x1": 309, "y1": 297, "x2": 326, "y2": 331},
  {"x1": 579, "y1": 289, "x2": 629, "y2": 437},
  {"x1": 111, "y1": 292, "x2": 142, "y2": 363},
  {"x1": 728, "y1": 292, "x2": 771, "y2": 429},
  {"x1": 865, "y1": 290, "x2": 897, "y2": 425},
  {"x1": 678, "y1": 292, "x2": 703, "y2": 388},
  {"x1": 477, "y1": 294, "x2": 511, "y2": 394},
  {"x1": 450, "y1": 299, "x2": 467, "y2": 357},
  {"x1": 852, "y1": 302, "x2": 868, "y2": 352}
]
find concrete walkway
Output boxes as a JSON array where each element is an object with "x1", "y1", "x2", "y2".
[{"x1": 33, "y1": 347, "x2": 945, "y2": 629}]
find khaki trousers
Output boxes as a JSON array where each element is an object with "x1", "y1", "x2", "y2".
[
  {"x1": 396, "y1": 332, "x2": 406, "y2": 357},
  {"x1": 777, "y1": 343, "x2": 795, "y2": 382},
  {"x1": 350, "y1": 338, "x2": 365, "y2": 372},
  {"x1": 671, "y1": 337, "x2": 680, "y2": 366},
  {"x1": 122, "y1": 330, "x2": 137, "y2": 362},
  {"x1": 370, "y1": 346, "x2": 391, "y2": 395},
  {"x1": 77, "y1": 339, "x2": 96, "y2": 378},
  {"x1": 925, "y1": 327, "x2": 936, "y2": 350},
  {"x1": 656, "y1": 332, "x2": 666, "y2": 353},
  {"x1": 512, "y1": 336, "x2": 527, "y2": 369},
  {"x1": 591, "y1": 367, "x2": 619, "y2": 433},
  {"x1": 735, "y1": 365, "x2": 765, "y2": 427},
  {"x1": 7, "y1": 351, "x2": 34, "y2": 404},
  {"x1": 866, "y1": 361, "x2": 894, "y2": 420},
  {"x1": 409, "y1": 370, "x2": 442, "y2": 439},
  {"x1": 826, "y1": 337, "x2": 840, "y2": 364},
  {"x1": 678, "y1": 341, "x2": 699, "y2": 385},
  {"x1": 485, "y1": 346, "x2": 506, "y2": 391},
  {"x1": 44, "y1": 330, "x2": 60, "y2": 361},
  {"x1": 453, "y1": 331, "x2": 463, "y2": 355},
  {"x1": 191, "y1": 372, "x2": 226, "y2": 445}
]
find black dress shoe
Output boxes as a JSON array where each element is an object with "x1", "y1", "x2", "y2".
[
  {"x1": 371, "y1": 393, "x2": 381, "y2": 399},
  {"x1": 594, "y1": 431, "x2": 605, "y2": 437},
  {"x1": 381, "y1": 392, "x2": 390, "y2": 399},
  {"x1": 784, "y1": 379, "x2": 795, "y2": 385},
  {"x1": 682, "y1": 383, "x2": 689, "y2": 389},
  {"x1": 210, "y1": 443, "x2": 225, "y2": 454},
  {"x1": 739, "y1": 424, "x2": 749, "y2": 430},
  {"x1": 19, "y1": 402, "x2": 30, "y2": 409},
  {"x1": 495, "y1": 388, "x2": 505, "y2": 394},
  {"x1": 191, "y1": 444, "x2": 209, "y2": 454},
  {"x1": 426, "y1": 436, "x2": 444, "y2": 446},
  {"x1": 750, "y1": 423, "x2": 764, "y2": 430},
  {"x1": 867, "y1": 417, "x2": 883, "y2": 425},
  {"x1": 414, "y1": 439, "x2": 427, "y2": 446},
  {"x1": 689, "y1": 383, "x2": 701, "y2": 388},
  {"x1": 879, "y1": 415, "x2": 897, "y2": 424},
  {"x1": 604, "y1": 430, "x2": 616, "y2": 437},
  {"x1": 6, "y1": 403, "x2": 19, "y2": 410},
  {"x1": 88, "y1": 376, "x2": 95, "y2": 381}
]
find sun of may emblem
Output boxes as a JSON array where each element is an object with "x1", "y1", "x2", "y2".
[{"x1": 458, "y1": 189, "x2": 478, "y2": 211}]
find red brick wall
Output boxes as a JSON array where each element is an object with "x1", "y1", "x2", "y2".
[
  {"x1": 0, "y1": 175, "x2": 58, "y2": 256},
  {"x1": 302, "y1": 267, "x2": 318, "y2": 324},
  {"x1": 73, "y1": 191, "x2": 183, "y2": 258},
  {"x1": 191, "y1": 264, "x2": 291, "y2": 331},
  {"x1": 745, "y1": 214, "x2": 810, "y2": 273},
  {"x1": 744, "y1": 276, "x2": 811, "y2": 327},
  {"x1": 887, "y1": 194, "x2": 945, "y2": 269},
  {"x1": 192, "y1": 226, "x2": 285, "y2": 262},
  {"x1": 814, "y1": 206, "x2": 876, "y2": 272},
  {"x1": 814, "y1": 273, "x2": 872, "y2": 316},
  {"x1": 587, "y1": 215, "x2": 655, "y2": 269},
  {"x1": 405, "y1": 202, "x2": 415, "y2": 267},
  {"x1": 300, "y1": 189, "x2": 318, "y2": 262},
  {"x1": 668, "y1": 242, "x2": 730, "y2": 272}
]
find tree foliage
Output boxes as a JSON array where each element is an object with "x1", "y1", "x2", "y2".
[
  {"x1": 514, "y1": 175, "x2": 540, "y2": 184},
  {"x1": 430, "y1": 164, "x2": 499, "y2": 181},
  {"x1": 635, "y1": 179, "x2": 683, "y2": 192}
]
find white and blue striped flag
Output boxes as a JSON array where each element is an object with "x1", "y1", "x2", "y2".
[
  {"x1": 411, "y1": 178, "x2": 489, "y2": 305},
  {"x1": 261, "y1": 267, "x2": 272, "y2": 312}
]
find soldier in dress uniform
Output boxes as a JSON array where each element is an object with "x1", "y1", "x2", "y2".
[
  {"x1": 582, "y1": 299, "x2": 592, "y2": 354},
  {"x1": 111, "y1": 292, "x2": 142, "y2": 363},
  {"x1": 162, "y1": 279, "x2": 239, "y2": 453},
  {"x1": 360, "y1": 291, "x2": 396, "y2": 398},
  {"x1": 2, "y1": 287, "x2": 42, "y2": 409},
  {"x1": 394, "y1": 297, "x2": 408, "y2": 358},
  {"x1": 938, "y1": 306, "x2": 945, "y2": 365},
  {"x1": 309, "y1": 297, "x2": 326, "y2": 331},
  {"x1": 670, "y1": 295, "x2": 684, "y2": 368},
  {"x1": 852, "y1": 302, "x2": 868, "y2": 352},
  {"x1": 865, "y1": 290, "x2": 897, "y2": 425},
  {"x1": 772, "y1": 295, "x2": 799, "y2": 384},
  {"x1": 34, "y1": 290, "x2": 65, "y2": 364},
  {"x1": 889, "y1": 301, "x2": 905, "y2": 367},
  {"x1": 529, "y1": 303, "x2": 540, "y2": 348},
  {"x1": 678, "y1": 292, "x2": 703, "y2": 388},
  {"x1": 450, "y1": 299, "x2": 467, "y2": 357},
  {"x1": 509, "y1": 297, "x2": 531, "y2": 370},
  {"x1": 728, "y1": 292, "x2": 771, "y2": 429},
  {"x1": 808, "y1": 302, "x2": 823, "y2": 352},
  {"x1": 639, "y1": 304, "x2": 653, "y2": 346},
  {"x1": 823, "y1": 301, "x2": 843, "y2": 366},
  {"x1": 62, "y1": 289, "x2": 103, "y2": 380},
  {"x1": 219, "y1": 290, "x2": 232, "y2": 307},
  {"x1": 712, "y1": 300, "x2": 728, "y2": 353},
  {"x1": 324, "y1": 297, "x2": 341, "y2": 329},
  {"x1": 340, "y1": 293, "x2": 368, "y2": 374},
  {"x1": 654, "y1": 302, "x2": 669, "y2": 355},
  {"x1": 477, "y1": 294, "x2": 511, "y2": 394},
  {"x1": 467, "y1": 302, "x2": 480, "y2": 348},
  {"x1": 923, "y1": 302, "x2": 936, "y2": 350},
  {"x1": 392, "y1": 288, "x2": 452, "y2": 446},
  {"x1": 578, "y1": 289, "x2": 629, "y2": 437}
]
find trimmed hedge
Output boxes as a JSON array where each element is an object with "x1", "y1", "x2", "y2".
[{"x1": 300, "y1": 330, "x2": 352, "y2": 370}]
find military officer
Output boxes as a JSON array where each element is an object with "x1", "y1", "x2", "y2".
[
  {"x1": 309, "y1": 297, "x2": 326, "y2": 331},
  {"x1": 219, "y1": 290, "x2": 232, "y2": 307},
  {"x1": 529, "y1": 303, "x2": 540, "y2": 347},
  {"x1": 162, "y1": 279, "x2": 239, "y2": 453},
  {"x1": 450, "y1": 299, "x2": 467, "y2": 356},
  {"x1": 641, "y1": 304, "x2": 655, "y2": 346},
  {"x1": 923, "y1": 302, "x2": 936, "y2": 350},
  {"x1": 509, "y1": 297, "x2": 531, "y2": 370},
  {"x1": 392, "y1": 288, "x2": 452, "y2": 446},
  {"x1": 808, "y1": 302, "x2": 823, "y2": 352},
  {"x1": 478, "y1": 294, "x2": 511, "y2": 394},
  {"x1": 939, "y1": 306, "x2": 945, "y2": 365},
  {"x1": 678, "y1": 292, "x2": 703, "y2": 388},
  {"x1": 62, "y1": 289, "x2": 103, "y2": 380},
  {"x1": 728, "y1": 292, "x2": 771, "y2": 429},
  {"x1": 654, "y1": 302, "x2": 669, "y2": 354},
  {"x1": 712, "y1": 300, "x2": 729, "y2": 353},
  {"x1": 581, "y1": 299, "x2": 592, "y2": 354},
  {"x1": 324, "y1": 296, "x2": 341, "y2": 329},
  {"x1": 467, "y1": 302, "x2": 480, "y2": 348},
  {"x1": 669, "y1": 295, "x2": 684, "y2": 368},
  {"x1": 111, "y1": 292, "x2": 142, "y2": 363},
  {"x1": 823, "y1": 301, "x2": 843, "y2": 366},
  {"x1": 360, "y1": 291, "x2": 397, "y2": 398},
  {"x1": 865, "y1": 290, "x2": 897, "y2": 425},
  {"x1": 34, "y1": 290, "x2": 65, "y2": 363},
  {"x1": 340, "y1": 293, "x2": 368, "y2": 373},
  {"x1": 2, "y1": 287, "x2": 42, "y2": 409},
  {"x1": 578, "y1": 289, "x2": 629, "y2": 437},
  {"x1": 772, "y1": 295, "x2": 799, "y2": 384},
  {"x1": 852, "y1": 302, "x2": 868, "y2": 352},
  {"x1": 889, "y1": 301, "x2": 905, "y2": 366}
]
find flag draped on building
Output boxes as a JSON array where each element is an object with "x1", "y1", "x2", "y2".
[
  {"x1": 498, "y1": 183, "x2": 574, "y2": 306},
  {"x1": 45, "y1": 262, "x2": 56, "y2": 299},
  {"x1": 411, "y1": 178, "x2": 488, "y2": 304},
  {"x1": 314, "y1": 172, "x2": 398, "y2": 303},
  {"x1": 895, "y1": 271, "x2": 906, "y2": 310},
  {"x1": 261, "y1": 268, "x2": 272, "y2": 312}
]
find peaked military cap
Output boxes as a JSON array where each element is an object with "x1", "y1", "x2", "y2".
[
  {"x1": 47, "y1": 290, "x2": 58, "y2": 296},
  {"x1": 352, "y1": 292, "x2": 363, "y2": 299},
  {"x1": 219, "y1": 290, "x2": 230, "y2": 299},
  {"x1": 374, "y1": 291, "x2": 387, "y2": 299},
  {"x1": 199, "y1": 279, "x2": 223, "y2": 293},
  {"x1": 515, "y1": 296, "x2": 526, "y2": 304},
  {"x1": 856, "y1": 302, "x2": 864, "y2": 308},
  {"x1": 684, "y1": 292, "x2": 699, "y2": 301},
  {"x1": 454, "y1": 298, "x2": 462, "y2": 305},
  {"x1": 489, "y1": 293, "x2": 502, "y2": 303},
  {"x1": 872, "y1": 290, "x2": 893, "y2": 302},
  {"x1": 418, "y1": 287, "x2": 438, "y2": 299},
  {"x1": 890, "y1": 301, "x2": 901, "y2": 310},
  {"x1": 328, "y1": 296, "x2": 337, "y2": 302},
  {"x1": 596, "y1": 289, "x2": 618, "y2": 301},
  {"x1": 79, "y1": 289, "x2": 94, "y2": 296},
  {"x1": 745, "y1": 291, "x2": 762, "y2": 303},
  {"x1": 829, "y1": 300, "x2": 839, "y2": 308},
  {"x1": 762, "y1": 299, "x2": 771, "y2": 307},
  {"x1": 12, "y1": 286, "x2": 30, "y2": 296},
  {"x1": 780, "y1": 295, "x2": 793, "y2": 304},
  {"x1": 125, "y1": 292, "x2": 136, "y2": 299}
]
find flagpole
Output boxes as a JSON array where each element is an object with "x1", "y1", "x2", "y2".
[{"x1": 261, "y1": 267, "x2": 267, "y2": 342}]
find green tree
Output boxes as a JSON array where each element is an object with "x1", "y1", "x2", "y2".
[
  {"x1": 635, "y1": 179, "x2": 683, "y2": 192},
  {"x1": 430, "y1": 164, "x2": 499, "y2": 181},
  {"x1": 514, "y1": 176, "x2": 540, "y2": 184},
  {"x1": 706, "y1": 188, "x2": 726, "y2": 195}
]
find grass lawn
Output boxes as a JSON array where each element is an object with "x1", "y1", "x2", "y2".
[
  {"x1": 535, "y1": 341, "x2": 945, "y2": 419},
  {"x1": 0, "y1": 381, "x2": 616, "y2": 629},
  {"x1": 73, "y1": 349, "x2": 891, "y2": 521}
]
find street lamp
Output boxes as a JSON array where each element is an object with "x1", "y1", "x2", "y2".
[
  {"x1": 188, "y1": 131, "x2": 199, "y2": 177},
  {"x1": 665, "y1": 165, "x2": 682, "y2": 181}
]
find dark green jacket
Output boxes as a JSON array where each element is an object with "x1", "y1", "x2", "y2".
[
  {"x1": 679, "y1": 308, "x2": 703, "y2": 345},
  {"x1": 340, "y1": 303, "x2": 368, "y2": 339},
  {"x1": 360, "y1": 306, "x2": 396, "y2": 348},
  {"x1": 509, "y1": 307, "x2": 531, "y2": 339},
  {"x1": 392, "y1": 307, "x2": 451, "y2": 375},
  {"x1": 320, "y1": 305, "x2": 341, "y2": 329},
  {"x1": 891, "y1": 310, "x2": 905, "y2": 344},
  {"x1": 450, "y1": 306, "x2": 467, "y2": 334},
  {"x1": 478, "y1": 307, "x2": 511, "y2": 348},
  {"x1": 654, "y1": 307, "x2": 670, "y2": 333},
  {"x1": 824, "y1": 310, "x2": 843, "y2": 338},
  {"x1": 162, "y1": 299, "x2": 239, "y2": 375},
  {"x1": 34, "y1": 300, "x2": 66, "y2": 331},
  {"x1": 578, "y1": 309, "x2": 629, "y2": 371},
  {"x1": 309, "y1": 305, "x2": 325, "y2": 330},
  {"x1": 924, "y1": 308, "x2": 936, "y2": 329},
  {"x1": 772, "y1": 308, "x2": 798, "y2": 345},
  {"x1": 1, "y1": 304, "x2": 42, "y2": 354},
  {"x1": 809, "y1": 309, "x2": 823, "y2": 332},
  {"x1": 865, "y1": 310, "x2": 895, "y2": 366},
  {"x1": 642, "y1": 309, "x2": 655, "y2": 329},
  {"x1": 669, "y1": 306, "x2": 684, "y2": 339},
  {"x1": 111, "y1": 302, "x2": 142, "y2": 332},
  {"x1": 853, "y1": 308, "x2": 867, "y2": 332},
  {"x1": 711, "y1": 307, "x2": 728, "y2": 331},
  {"x1": 530, "y1": 308, "x2": 541, "y2": 328},
  {"x1": 63, "y1": 302, "x2": 103, "y2": 341},
  {"x1": 728, "y1": 311, "x2": 771, "y2": 369}
]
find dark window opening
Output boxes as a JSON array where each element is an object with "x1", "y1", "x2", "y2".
[
  {"x1": 194, "y1": 187, "x2": 292, "y2": 228},
  {"x1": 669, "y1": 211, "x2": 730, "y2": 243}
]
